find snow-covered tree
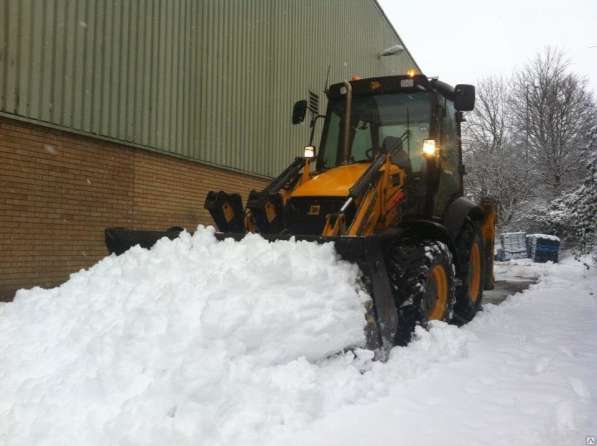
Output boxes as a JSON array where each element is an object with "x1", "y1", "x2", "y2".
[
  {"x1": 463, "y1": 49, "x2": 596, "y2": 238},
  {"x1": 509, "y1": 48, "x2": 595, "y2": 197},
  {"x1": 463, "y1": 77, "x2": 533, "y2": 227}
]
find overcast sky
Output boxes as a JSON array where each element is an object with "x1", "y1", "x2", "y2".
[{"x1": 378, "y1": 0, "x2": 597, "y2": 93}]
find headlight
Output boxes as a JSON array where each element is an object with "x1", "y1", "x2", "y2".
[{"x1": 422, "y1": 139, "x2": 437, "y2": 157}]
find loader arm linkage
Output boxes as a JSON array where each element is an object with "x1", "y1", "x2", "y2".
[{"x1": 204, "y1": 156, "x2": 308, "y2": 235}]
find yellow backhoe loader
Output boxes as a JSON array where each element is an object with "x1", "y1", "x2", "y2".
[{"x1": 106, "y1": 74, "x2": 496, "y2": 359}]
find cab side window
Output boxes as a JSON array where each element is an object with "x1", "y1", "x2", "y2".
[
  {"x1": 434, "y1": 99, "x2": 462, "y2": 216},
  {"x1": 441, "y1": 100, "x2": 460, "y2": 178}
]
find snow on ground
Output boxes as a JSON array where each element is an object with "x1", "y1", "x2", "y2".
[
  {"x1": 494, "y1": 257, "x2": 541, "y2": 282},
  {"x1": 1, "y1": 229, "x2": 596, "y2": 446},
  {"x1": 269, "y1": 258, "x2": 597, "y2": 446}
]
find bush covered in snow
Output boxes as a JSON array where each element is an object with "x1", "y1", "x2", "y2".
[{"x1": 540, "y1": 125, "x2": 597, "y2": 261}]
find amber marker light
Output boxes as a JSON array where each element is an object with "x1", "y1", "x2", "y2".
[
  {"x1": 422, "y1": 139, "x2": 437, "y2": 156},
  {"x1": 407, "y1": 69, "x2": 416, "y2": 77}
]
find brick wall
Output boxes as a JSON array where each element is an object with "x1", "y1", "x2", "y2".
[{"x1": 0, "y1": 117, "x2": 268, "y2": 301}]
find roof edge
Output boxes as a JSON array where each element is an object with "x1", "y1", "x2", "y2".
[{"x1": 372, "y1": 0, "x2": 423, "y2": 74}]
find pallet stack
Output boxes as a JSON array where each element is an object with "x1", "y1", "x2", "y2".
[{"x1": 496, "y1": 232, "x2": 528, "y2": 261}]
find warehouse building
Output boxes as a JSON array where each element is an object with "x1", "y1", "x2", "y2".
[{"x1": 0, "y1": 0, "x2": 418, "y2": 300}]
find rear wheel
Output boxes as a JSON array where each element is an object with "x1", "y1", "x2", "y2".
[
  {"x1": 386, "y1": 240, "x2": 456, "y2": 345},
  {"x1": 453, "y1": 221, "x2": 485, "y2": 324}
]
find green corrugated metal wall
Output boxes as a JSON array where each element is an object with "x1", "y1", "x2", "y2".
[{"x1": 0, "y1": 0, "x2": 418, "y2": 177}]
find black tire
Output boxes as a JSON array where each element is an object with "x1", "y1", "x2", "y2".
[
  {"x1": 385, "y1": 239, "x2": 456, "y2": 345},
  {"x1": 453, "y1": 221, "x2": 485, "y2": 324}
]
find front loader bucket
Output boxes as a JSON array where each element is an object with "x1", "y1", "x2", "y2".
[
  {"x1": 104, "y1": 227, "x2": 399, "y2": 359},
  {"x1": 105, "y1": 227, "x2": 184, "y2": 255}
]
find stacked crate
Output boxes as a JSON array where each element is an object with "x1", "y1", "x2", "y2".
[
  {"x1": 526, "y1": 234, "x2": 560, "y2": 263},
  {"x1": 497, "y1": 232, "x2": 528, "y2": 260}
]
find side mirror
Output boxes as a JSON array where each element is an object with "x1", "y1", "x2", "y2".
[
  {"x1": 454, "y1": 84, "x2": 475, "y2": 112},
  {"x1": 292, "y1": 100, "x2": 307, "y2": 125}
]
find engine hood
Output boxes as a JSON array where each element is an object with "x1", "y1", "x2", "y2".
[{"x1": 291, "y1": 163, "x2": 370, "y2": 198}]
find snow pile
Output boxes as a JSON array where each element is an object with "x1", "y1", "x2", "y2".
[
  {"x1": 2, "y1": 231, "x2": 596, "y2": 446},
  {"x1": 0, "y1": 227, "x2": 368, "y2": 446},
  {"x1": 270, "y1": 258, "x2": 597, "y2": 446}
]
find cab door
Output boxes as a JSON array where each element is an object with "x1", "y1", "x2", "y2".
[{"x1": 434, "y1": 98, "x2": 462, "y2": 217}]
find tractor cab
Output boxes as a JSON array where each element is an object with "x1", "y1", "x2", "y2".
[
  {"x1": 292, "y1": 75, "x2": 475, "y2": 222},
  {"x1": 320, "y1": 77, "x2": 434, "y2": 173}
]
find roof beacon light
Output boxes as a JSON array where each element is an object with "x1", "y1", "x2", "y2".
[
  {"x1": 422, "y1": 139, "x2": 437, "y2": 157},
  {"x1": 304, "y1": 145, "x2": 316, "y2": 158}
]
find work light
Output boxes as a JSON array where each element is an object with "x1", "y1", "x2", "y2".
[{"x1": 422, "y1": 139, "x2": 437, "y2": 156}]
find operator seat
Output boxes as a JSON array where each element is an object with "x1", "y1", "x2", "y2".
[{"x1": 382, "y1": 136, "x2": 411, "y2": 173}]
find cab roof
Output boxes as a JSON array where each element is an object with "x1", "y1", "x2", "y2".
[{"x1": 326, "y1": 75, "x2": 456, "y2": 101}]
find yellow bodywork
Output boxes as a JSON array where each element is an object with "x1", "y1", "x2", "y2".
[
  {"x1": 291, "y1": 164, "x2": 369, "y2": 198},
  {"x1": 480, "y1": 199, "x2": 497, "y2": 289},
  {"x1": 286, "y1": 156, "x2": 408, "y2": 237}
]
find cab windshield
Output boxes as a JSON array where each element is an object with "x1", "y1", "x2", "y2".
[{"x1": 320, "y1": 92, "x2": 433, "y2": 173}]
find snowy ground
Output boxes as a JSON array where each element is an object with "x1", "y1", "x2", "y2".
[
  {"x1": 1, "y1": 228, "x2": 596, "y2": 446},
  {"x1": 483, "y1": 260, "x2": 540, "y2": 304},
  {"x1": 270, "y1": 259, "x2": 597, "y2": 446}
]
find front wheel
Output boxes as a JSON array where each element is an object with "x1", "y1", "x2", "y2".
[
  {"x1": 386, "y1": 239, "x2": 456, "y2": 345},
  {"x1": 453, "y1": 222, "x2": 485, "y2": 324}
]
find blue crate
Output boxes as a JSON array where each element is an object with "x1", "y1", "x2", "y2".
[{"x1": 526, "y1": 234, "x2": 560, "y2": 263}]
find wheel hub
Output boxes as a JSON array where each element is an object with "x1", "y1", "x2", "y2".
[{"x1": 425, "y1": 265, "x2": 448, "y2": 320}]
